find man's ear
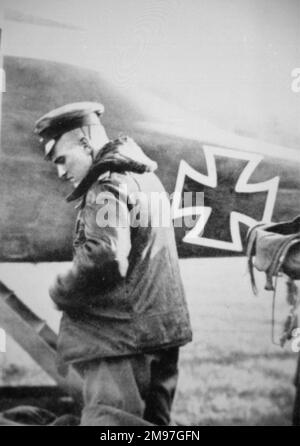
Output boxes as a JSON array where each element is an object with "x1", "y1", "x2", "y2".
[{"x1": 81, "y1": 137, "x2": 93, "y2": 155}]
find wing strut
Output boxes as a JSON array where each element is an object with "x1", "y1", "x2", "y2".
[{"x1": 0, "y1": 280, "x2": 82, "y2": 403}]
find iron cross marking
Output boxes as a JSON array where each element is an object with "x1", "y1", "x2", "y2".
[{"x1": 172, "y1": 145, "x2": 279, "y2": 252}]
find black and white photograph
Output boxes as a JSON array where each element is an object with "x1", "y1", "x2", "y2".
[{"x1": 0, "y1": 0, "x2": 300, "y2": 428}]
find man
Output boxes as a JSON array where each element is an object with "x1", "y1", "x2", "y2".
[{"x1": 34, "y1": 102, "x2": 192, "y2": 426}]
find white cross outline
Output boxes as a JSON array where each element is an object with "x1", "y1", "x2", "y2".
[{"x1": 172, "y1": 145, "x2": 280, "y2": 251}]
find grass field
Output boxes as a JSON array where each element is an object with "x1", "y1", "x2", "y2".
[{"x1": 0, "y1": 258, "x2": 298, "y2": 425}]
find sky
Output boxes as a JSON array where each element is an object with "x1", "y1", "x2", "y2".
[{"x1": 1, "y1": 0, "x2": 300, "y2": 147}]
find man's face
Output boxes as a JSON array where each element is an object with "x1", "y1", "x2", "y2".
[{"x1": 52, "y1": 130, "x2": 93, "y2": 187}]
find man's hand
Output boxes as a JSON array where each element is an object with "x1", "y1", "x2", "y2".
[{"x1": 48, "y1": 179, "x2": 131, "y2": 312}]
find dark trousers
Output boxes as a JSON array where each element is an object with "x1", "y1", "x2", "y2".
[
  {"x1": 77, "y1": 347, "x2": 179, "y2": 426},
  {"x1": 293, "y1": 354, "x2": 300, "y2": 426}
]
